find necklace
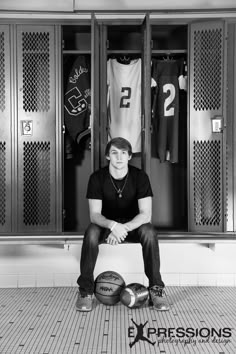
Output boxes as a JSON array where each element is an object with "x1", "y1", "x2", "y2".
[{"x1": 109, "y1": 171, "x2": 129, "y2": 198}]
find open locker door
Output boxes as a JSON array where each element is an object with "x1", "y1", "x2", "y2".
[
  {"x1": 141, "y1": 14, "x2": 151, "y2": 177},
  {"x1": 0, "y1": 25, "x2": 12, "y2": 232},
  {"x1": 99, "y1": 22, "x2": 108, "y2": 168},
  {"x1": 91, "y1": 14, "x2": 100, "y2": 172},
  {"x1": 189, "y1": 21, "x2": 227, "y2": 232},
  {"x1": 225, "y1": 23, "x2": 236, "y2": 232}
]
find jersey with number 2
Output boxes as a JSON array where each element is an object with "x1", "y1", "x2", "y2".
[
  {"x1": 107, "y1": 59, "x2": 141, "y2": 153},
  {"x1": 152, "y1": 59, "x2": 183, "y2": 163}
]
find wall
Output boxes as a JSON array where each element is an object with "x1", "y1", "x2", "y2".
[
  {"x1": 1, "y1": 242, "x2": 236, "y2": 288},
  {"x1": 74, "y1": 0, "x2": 236, "y2": 11},
  {"x1": 0, "y1": 0, "x2": 73, "y2": 12},
  {"x1": 0, "y1": 0, "x2": 236, "y2": 12}
]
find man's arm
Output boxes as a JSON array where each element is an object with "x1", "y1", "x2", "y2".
[
  {"x1": 88, "y1": 199, "x2": 129, "y2": 244},
  {"x1": 124, "y1": 196, "x2": 152, "y2": 232},
  {"x1": 88, "y1": 199, "x2": 113, "y2": 229}
]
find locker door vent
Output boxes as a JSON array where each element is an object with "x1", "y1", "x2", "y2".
[
  {"x1": 23, "y1": 141, "x2": 50, "y2": 226},
  {"x1": 193, "y1": 140, "x2": 221, "y2": 226},
  {"x1": 0, "y1": 142, "x2": 6, "y2": 225},
  {"x1": 0, "y1": 32, "x2": 5, "y2": 112},
  {"x1": 193, "y1": 28, "x2": 222, "y2": 111},
  {"x1": 22, "y1": 32, "x2": 50, "y2": 113}
]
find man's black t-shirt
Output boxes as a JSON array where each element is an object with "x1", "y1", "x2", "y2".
[{"x1": 86, "y1": 165, "x2": 153, "y2": 221}]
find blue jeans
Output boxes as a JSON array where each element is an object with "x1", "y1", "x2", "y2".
[{"x1": 77, "y1": 222, "x2": 165, "y2": 295}]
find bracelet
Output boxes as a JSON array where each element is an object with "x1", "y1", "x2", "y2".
[{"x1": 110, "y1": 221, "x2": 118, "y2": 232}]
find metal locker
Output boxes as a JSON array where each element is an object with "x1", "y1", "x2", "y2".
[
  {"x1": 0, "y1": 25, "x2": 12, "y2": 232},
  {"x1": 16, "y1": 25, "x2": 57, "y2": 232},
  {"x1": 226, "y1": 23, "x2": 236, "y2": 232},
  {"x1": 141, "y1": 14, "x2": 151, "y2": 176},
  {"x1": 189, "y1": 21, "x2": 226, "y2": 232}
]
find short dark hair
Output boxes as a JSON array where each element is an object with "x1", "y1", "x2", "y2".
[{"x1": 105, "y1": 137, "x2": 132, "y2": 157}]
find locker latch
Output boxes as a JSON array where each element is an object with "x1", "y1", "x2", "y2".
[
  {"x1": 21, "y1": 120, "x2": 33, "y2": 136},
  {"x1": 211, "y1": 116, "x2": 223, "y2": 133}
]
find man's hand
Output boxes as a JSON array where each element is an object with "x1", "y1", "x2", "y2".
[
  {"x1": 106, "y1": 223, "x2": 130, "y2": 245},
  {"x1": 111, "y1": 223, "x2": 130, "y2": 243},
  {"x1": 106, "y1": 233, "x2": 119, "y2": 245}
]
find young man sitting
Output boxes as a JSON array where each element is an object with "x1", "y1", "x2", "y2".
[{"x1": 76, "y1": 137, "x2": 169, "y2": 312}]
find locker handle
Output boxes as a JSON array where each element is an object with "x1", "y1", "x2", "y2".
[
  {"x1": 211, "y1": 116, "x2": 223, "y2": 133},
  {"x1": 141, "y1": 113, "x2": 145, "y2": 131}
]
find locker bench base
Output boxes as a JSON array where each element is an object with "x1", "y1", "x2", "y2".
[{"x1": 0, "y1": 232, "x2": 236, "y2": 245}]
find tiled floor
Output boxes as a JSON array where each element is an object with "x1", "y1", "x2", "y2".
[{"x1": 0, "y1": 286, "x2": 235, "y2": 353}]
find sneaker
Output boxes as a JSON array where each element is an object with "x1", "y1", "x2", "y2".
[
  {"x1": 149, "y1": 285, "x2": 170, "y2": 311},
  {"x1": 75, "y1": 292, "x2": 93, "y2": 312}
]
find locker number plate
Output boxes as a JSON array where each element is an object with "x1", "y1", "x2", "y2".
[{"x1": 21, "y1": 120, "x2": 33, "y2": 136}]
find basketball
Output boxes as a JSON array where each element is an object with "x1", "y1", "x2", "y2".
[
  {"x1": 120, "y1": 283, "x2": 149, "y2": 308},
  {"x1": 94, "y1": 271, "x2": 126, "y2": 305}
]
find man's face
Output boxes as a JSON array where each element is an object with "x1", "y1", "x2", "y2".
[{"x1": 106, "y1": 145, "x2": 131, "y2": 169}]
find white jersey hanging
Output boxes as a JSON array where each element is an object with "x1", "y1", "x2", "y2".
[{"x1": 107, "y1": 58, "x2": 141, "y2": 153}]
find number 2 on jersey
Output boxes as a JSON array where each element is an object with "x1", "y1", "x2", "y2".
[
  {"x1": 120, "y1": 87, "x2": 131, "y2": 108},
  {"x1": 163, "y1": 83, "x2": 175, "y2": 117}
]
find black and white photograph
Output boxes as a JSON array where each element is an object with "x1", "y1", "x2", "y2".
[{"x1": 0, "y1": 0, "x2": 236, "y2": 353}]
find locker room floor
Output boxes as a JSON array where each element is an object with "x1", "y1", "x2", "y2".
[{"x1": 0, "y1": 286, "x2": 235, "y2": 354}]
